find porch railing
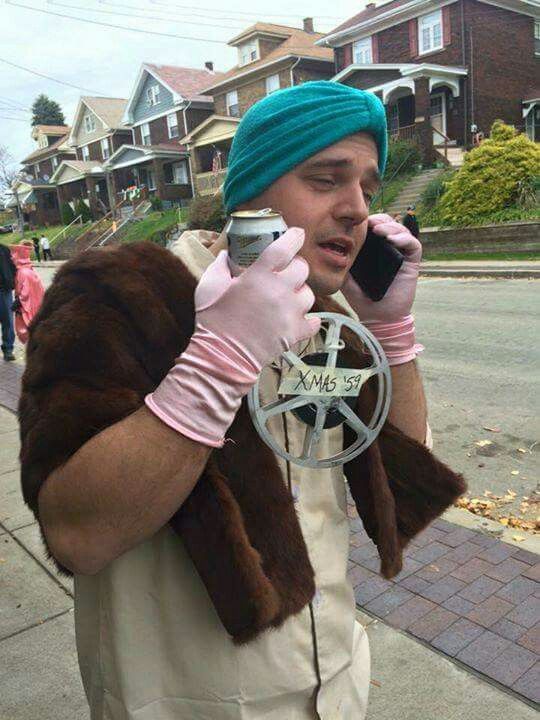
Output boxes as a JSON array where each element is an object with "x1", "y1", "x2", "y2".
[
  {"x1": 388, "y1": 124, "x2": 419, "y2": 143},
  {"x1": 195, "y1": 169, "x2": 227, "y2": 196}
]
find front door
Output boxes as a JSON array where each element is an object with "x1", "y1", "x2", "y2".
[{"x1": 430, "y1": 92, "x2": 446, "y2": 145}]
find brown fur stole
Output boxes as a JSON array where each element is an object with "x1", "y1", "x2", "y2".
[{"x1": 19, "y1": 242, "x2": 466, "y2": 643}]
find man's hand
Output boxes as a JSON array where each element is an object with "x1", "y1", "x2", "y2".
[
  {"x1": 146, "y1": 227, "x2": 320, "y2": 448},
  {"x1": 343, "y1": 213, "x2": 422, "y2": 323}
]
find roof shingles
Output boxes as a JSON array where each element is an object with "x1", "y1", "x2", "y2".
[{"x1": 146, "y1": 64, "x2": 224, "y2": 103}]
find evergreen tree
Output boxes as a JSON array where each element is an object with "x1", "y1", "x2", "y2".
[{"x1": 31, "y1": 94, "x2": 65, "y2": 126}]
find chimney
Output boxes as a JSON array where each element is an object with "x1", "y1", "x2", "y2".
[
  {"x1": 303, "y1": 17, "x2": 314, "y2": 33},
  {"x1": 205, "y1": 61, "x2": 214, "y2": 72},
  {"x1": 366, "y1": 2, "x2": 376, "y2": 8}
]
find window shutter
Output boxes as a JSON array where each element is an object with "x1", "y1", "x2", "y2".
[
  {"x1": 372, "y1": 34, "x2": 379, "y2": 62},
  {"x1": 409, "y1": 18, "x2": 418, "y2": 57},
  {"x1": 344, "y1": 43, "x2": 353, "y2": 66},
  {"x1": 442, "y1": 6, "x2": 451, "y2": 45}
]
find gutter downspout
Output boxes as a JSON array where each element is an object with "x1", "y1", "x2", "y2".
[
  {"x1": 182, "y1": 100, "x2": 195, "y2": 200},
  {"x1": 460, "y1": 0, "x2": 468, "y2": 148},
  {"x1": 290, "y1": 56, "x2": 302, "y2": 87}
]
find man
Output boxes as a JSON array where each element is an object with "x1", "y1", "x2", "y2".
[
  {"x1": 39, "y1": 233, "x2": 52, "y2": 260},
  {"x1": 0, "y1": 243, "x2": 16, "y2": 361},
  {"x1": 32, "y1": 236, "x2": 41, "y2": 262},
  {"x1": 402, "y1": 205, "x2": 420, "y2": 239},
  {"x1": 20, "y1": 82, "x2": 463, "y2": 719}
]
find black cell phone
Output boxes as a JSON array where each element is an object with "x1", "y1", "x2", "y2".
[{"x1": 349, "y1": 229, "x2": 404, "y2": 302}]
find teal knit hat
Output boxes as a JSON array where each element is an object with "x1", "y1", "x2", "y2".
[{"x1": 223, "y1": 81, "x2": 388, "y2": 213}]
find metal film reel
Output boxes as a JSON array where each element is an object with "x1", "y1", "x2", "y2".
[{"x1": 247, "y1": 312, "x2": 392, "y2": 469}]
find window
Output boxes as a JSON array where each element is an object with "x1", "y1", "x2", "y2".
[
  {"x1": 147, "y1": 168, "x2": 156, "y2": 191},
  {"x1": 239, "y1": 41, "x2": 258, "y2": 66},
  {"x1": 172, "y1": 161, "x2": 188, "y2": 184},
  {"x1": 51, "y1": 156, "x2": 58, "y2": 170},
  {"x1": 353, "y1": 37, "x2": 372, "y2": 64},
  {"x1": 167, "y1": 112, "x2": 179, "y2": 139},
  {"x1": 535, "y1": 21, "x2": 540, "y2": 55},
  {"x1": 34, "y1": 163, "x2": 40, "y2": 179},
  {"x1": 38, "y1": 135, "x2": 48, "y2": 149},
  {"x1": 226, "y1": 90, "x2": 240, "y2": 117},
  {"x1": 81, "y1": 145, "x2": 90, "y2": 161},
  {"x1": 419, "y1": 10, "x2": 443, "y2": 54},
  {"x1": 141, "y1": 122, "x2": 151, "y2": 146},
  {"x1": 265, "y1": 74, "x2": 280, "y2": 95},
  {"x1": 146, "y1": 84, "x2": 161, "y2": 106},
  {"x1": 84, "y1": 114, "x2": 96, "y2": 133},
  {"x1": 101, "y1": 138, "x2": 110, "y2": 160}
]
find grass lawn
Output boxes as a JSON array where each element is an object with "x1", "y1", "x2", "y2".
[
  {"x1": 371, "y1": 170, "x2": 416, "y2": 214},
  {"x1": 0, "y1": 220, "x2": 90, "y2": 249},
  {"x1": 119, "y1": 209, "x2": 181, "y2": 244},
  {"x1": 423, "y1": 251, "x2": 540, "y2": 261}
]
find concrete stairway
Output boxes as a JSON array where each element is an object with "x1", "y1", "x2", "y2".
[
  {"x1": 436, "y1": 145, "x2": 466, "y2": 168},
  {"x1": 385, "y1": 168, "x2": 444, "y2": 215}
]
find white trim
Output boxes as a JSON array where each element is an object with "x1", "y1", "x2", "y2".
[
  {"x1": 122, "y1": 64, "x2": 184, "y2": 124},
  {"x1": 418, "y1": 9, "x2": 443, "y2": 55},
  {"x1": 522, "y1": 99, "x2": 539, "y2": 118},
  {"x1": 429, "y1": 74, "x2": 461, "y2": 97},
  {"x1": 238, "y1": 38, "x2": 260, "y2": 67},
  {"x1": 203, "y1": 54, "x2": 333, "y2": 93},
  {"x1": 353, "y1": 36, "x2": 373, "y2": 64},
  {"x1": 69, "y1": 98, "x2": 113, "y2": 146},
  {"x1": 430, "y1": 90, "x2": 447, "y2": 141},
  {"x1": 179, "y1": 114, "x2": 241, "y2": 145},
  {"x1": 141, "y1": 122, "x2": 152, "y2": 146},
  {"x1": 50, "y1": 160, "x2": 104, "y2": 185},
  {"x1": 167, "y1": 111, "x2": 180, "y2": 139},
  {"x1": 400, "y1": 63, "x2": 467, "y2": 76},
  {"x1": 318, "y1": 0, "x2": 539, "y2": 48},
  {"x1": 265, "y1": 73, "x2": 281, "y2": 95},
  {"x1": 332, "y1": 63, "x2": 417, "y2": 82},
  {"x1": 104, "y1": 144, "x2": 186, "y2": 170}
]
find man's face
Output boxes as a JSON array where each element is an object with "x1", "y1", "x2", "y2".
[{"x1": 239, "y1": 132, "x2": 380, "y2": 296}]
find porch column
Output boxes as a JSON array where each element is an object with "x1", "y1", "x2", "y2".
[
  {"x1": 152, "y1": 158, "x2": 166, "y2": 200},
  {"x1": 84, "y1": 176, "x2": 100, "y2": 220},
  {"x1": 413, "y1": 77, "x2": 436, "y2": 165}
]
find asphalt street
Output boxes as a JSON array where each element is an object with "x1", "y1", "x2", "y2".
[
  {"x1": 415, "y1": 277, "x2": 539, "y2": 518},
  {"x1": 30, "y1": 267, "x2": 539, "y2": 518}
]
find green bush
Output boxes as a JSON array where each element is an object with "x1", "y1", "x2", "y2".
[
  {"x1": 438, "y1": 121, "x2": 540, "y2": 226},
  {"x1": 420, "y1": 169, "x2": 455, "y2": 209},
  {"x1": 60, "y1": 202, "x2": 75, "y2": 226},
  {"x1": 150, "y1": 195, "x2": 163, "y2": 211},
  {"x1": 75, "y1": 198, "x2": 92, "y2": 223},
  {"x1": 187, "y1": 193, "x2": 226, "y2": 232},
  {"x1": 385, "y1": 139, "x2": 422, "y2": 177}
]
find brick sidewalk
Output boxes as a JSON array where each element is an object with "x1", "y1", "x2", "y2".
[
  {"x1": 347, "y1": 501, "x2": 539, "y2": 705},
  {"x1": 2, "y1": 358, "x2": 538, "y2": 705},
  {"x1": 0, "y1": 360, "x2": 22, "y2": 414}
]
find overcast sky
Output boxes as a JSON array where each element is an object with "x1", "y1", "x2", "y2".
[{"x1": 0, "y1": 0, "x2": 370, "y2": 167}]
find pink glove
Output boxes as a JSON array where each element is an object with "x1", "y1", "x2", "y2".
[
  {"x1": 146, "y1": 228, "x2": 320, "y2": 447},
  {"x1": 342, "y1": 213, "x2": 424, "y2": 365}
]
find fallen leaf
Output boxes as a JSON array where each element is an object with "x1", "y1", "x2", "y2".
[
  {"x1": 511, "y1": 471, "x2": 520, "y2": 476},
  {"x1": 370, "y1": 680, "x2": 382, "y2": 688},
  {"x1": 475, "y1": 440, "x2": 493, "y2": 447},
  {"x1": 483, "y1": 426, "x2": 501, "y2": 433},
  {"x1": 512, "y1": 535, "x2": 525, "y2": 542},
  {"x1": 518, "y1": 448, "x2": 528, "y2": 454},
  {"x1": 499, "y1": 518, "x2": 509, "y2": 526}
]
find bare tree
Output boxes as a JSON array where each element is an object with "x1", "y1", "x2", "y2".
[{"x1": 0, "y1": 144, "x2": 16, "y2": 194}]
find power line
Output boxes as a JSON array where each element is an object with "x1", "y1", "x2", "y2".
[
  {"x1": 0, "y1": 115, "x2": 28, "y2": 122},
  {"x1": 6, "y1": 0, "x2": 231, "y2": 42},
  {"x1": 148, "y1": 0, "x2": 342, "y2": 20},
  {"x1": 0, "y1": 54, "x2": 106, "y2": 93},
  {"x1": 49, "y1": 0, "x2": 245, "y2": 30},
  {"x1": 0, "y1": 96, "x2": 31, "y2": 111}
]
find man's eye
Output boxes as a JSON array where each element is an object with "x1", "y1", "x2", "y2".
[{"x1": 312, "y1": 177, "x2": 335, "y2": 187}]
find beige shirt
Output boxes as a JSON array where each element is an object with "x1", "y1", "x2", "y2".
[{"x1": 74, "y1": 233, "x2": 429, "y2": 720}]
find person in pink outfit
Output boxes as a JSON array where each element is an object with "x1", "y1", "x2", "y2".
[{"x1": 10, "y1": 243, "x2": 45, "y2": 344}]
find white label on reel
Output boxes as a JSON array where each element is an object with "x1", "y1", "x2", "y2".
[{"x1": 278, "y1": 365, "x2": 371, "y2": 397}]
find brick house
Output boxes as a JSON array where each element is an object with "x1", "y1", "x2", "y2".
[
  {"x1": 50, "y1": 97, "x2": 131, "y2": 219},
  {"x1": 10, "y1": 125, "x2": 75, "y2": 226},
  {"x1": 318, "y1": 0, "x2": 540, "y2": 164},
  {"x1": 183, "y1": 19, "x2": 334, "y2": 196},
  {"x1": 105, "y1": 63, "x2": 222, "y2": 206}
]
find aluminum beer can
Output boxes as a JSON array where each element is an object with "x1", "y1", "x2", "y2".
[{"x1": 226, "y1": 208, "x2": 288, "y2": 276}]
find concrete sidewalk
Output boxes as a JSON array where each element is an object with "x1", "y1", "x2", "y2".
[
  {"x1": 421, "y1": 260, "x2": 540, "y2": 279},
  {"x1": 0, "y1": 399, "x2": 538, "y2": 719}
]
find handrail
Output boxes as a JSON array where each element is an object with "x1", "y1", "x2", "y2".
[
  {"x1": 372, "y1": 147, "x2": 419, "y2": 210},
  {"x1": 84, "y1": 197, "x2": 148, "y2": 251},
  {"x1": 431, "y1": 126, "x2": 450, "y2": 160},
  {"x1": 74, "y1": 198, "x2": 128, "y2": 247},
  {"x1": 51, "y1": 214, "x2": 83, "y2": 245}
]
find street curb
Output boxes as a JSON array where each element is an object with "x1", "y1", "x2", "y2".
[{"x1": 420, "y1": 269, "x2": 540, "y2": 279}]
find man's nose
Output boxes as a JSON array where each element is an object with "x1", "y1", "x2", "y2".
[{"x1": 332, "y1": 186, "x2": 370, "y2": 228}]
